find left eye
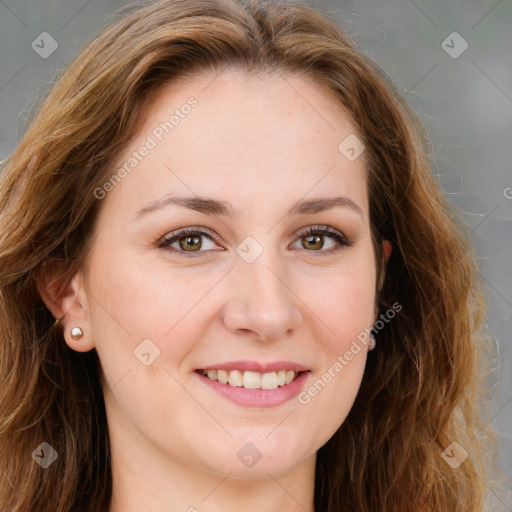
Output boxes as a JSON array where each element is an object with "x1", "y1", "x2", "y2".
[
  {"x1": 291, "y1": 225, "x2": 353, "y2": 253},
  {"x1": 157, "y1": 225, "x2": 352, "y2": 256}
]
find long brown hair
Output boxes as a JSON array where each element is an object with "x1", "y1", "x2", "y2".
[{"x1": 0, "y1": 0, "x2": 499, "y2": 510}]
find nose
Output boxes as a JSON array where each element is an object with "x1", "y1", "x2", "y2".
[{"x1": 221, "y1": 254, "x2": 303, "y2": 341}]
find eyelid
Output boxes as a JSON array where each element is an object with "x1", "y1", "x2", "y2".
[
  {"x1": 157, "y1": 226, "x2": 223, "y2": 250},
  {"x1": 294, "y1": 224, "x2": 350, "y2": 242}
]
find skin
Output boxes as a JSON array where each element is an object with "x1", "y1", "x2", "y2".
[{"x1": 40, "y1": 69, "x2": 391, "y2": 512}]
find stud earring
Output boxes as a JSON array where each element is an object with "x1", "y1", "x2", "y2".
[
  {"x1": 70, "y1": 327, "x2": 83, "y2": 340},
  {"x1": 368, "y1": 332, "x2": 376, "y2": 351}
]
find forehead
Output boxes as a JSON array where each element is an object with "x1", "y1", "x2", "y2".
[{"x1": 100, "y1": 69, "x2": 368, "y2": 221}]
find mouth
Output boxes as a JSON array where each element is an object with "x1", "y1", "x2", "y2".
[{"x1": 195, "y1": 368, "x2": 305, "y2": 390}]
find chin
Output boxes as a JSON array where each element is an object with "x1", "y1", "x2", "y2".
[{"x1": 195, "y1": 435, "x2": 314, "y2": 479}]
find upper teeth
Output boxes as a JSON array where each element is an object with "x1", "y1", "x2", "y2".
[{"x1": 201, "y1": 369, "x2": 298, "y2": 389}]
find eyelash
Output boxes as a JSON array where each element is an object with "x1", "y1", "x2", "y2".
[{"x1": 157, "y1": 225, "x2": 354, "y2": 257}]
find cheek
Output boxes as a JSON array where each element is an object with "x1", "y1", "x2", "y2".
[
  {"x1": 85, "y1": 253, "x2": 208, "y2": 429},
  {"x1": 85, "y1": 249, "x2": 218, "y2": 376},
  {"x1": 296, "y1": 254, "x2": 375, "y2": 417},
  {"x1": 298, "y1": 282, "x2": 373, "y2": 438},
  {"x1": 308, "y1": 260, "x2": 376, "y2": 352},
  {"x1": 87, "y1": 244, "x2": 183, "y2": 331}
]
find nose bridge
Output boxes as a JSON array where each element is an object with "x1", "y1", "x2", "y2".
[
  {"x1": 244, "y1": 257, "x2": 288, "y2": 309},
  {"x1": 222, "y1": 244, "x2": 302, "y2": 339}
]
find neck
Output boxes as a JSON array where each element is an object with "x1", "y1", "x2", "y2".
[{"x1": 107, "y1": 414, "x2": 316, "y2": 512}]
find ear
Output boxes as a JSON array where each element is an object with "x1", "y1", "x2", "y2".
[
  {"x1": 383, "y1": 239, "x2": 392, "y2": 263},
  {"x1": 374, "y1": 239, "x2": 392, "y2": 323},
  {"x1": 36, "y1": 261, "x2": 95, "y2": 353}
]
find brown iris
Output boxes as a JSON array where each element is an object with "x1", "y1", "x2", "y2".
[
  {"x1": 302, "y1": 234, "x2": 324, "y2": 250},
  {"x1": 179, "y1": 235, "x2": 202, "y2": 251}
]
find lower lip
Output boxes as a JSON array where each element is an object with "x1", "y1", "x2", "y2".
[{"x1": 195, "y1": 370, "x2": 310, "y2": 408}]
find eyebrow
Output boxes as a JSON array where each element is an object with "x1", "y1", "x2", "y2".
[{"x1": 134, "y1": 194, "x2": 363, "y2": 220}]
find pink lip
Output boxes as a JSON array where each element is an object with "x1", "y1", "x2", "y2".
[
  {"x1": 199, "y1": 360, "x2": 310, "y2": 372},
  {"x1": 195, "y1": 370, "x2": 311, "y2": 408}
]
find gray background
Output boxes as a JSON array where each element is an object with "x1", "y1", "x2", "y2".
[{"x1": 1, "y1": 0, "x2": 511, "y2": 506}]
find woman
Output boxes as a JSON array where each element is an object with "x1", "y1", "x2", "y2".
[{"x1": 0, "y1": 0, "x2": 499, "y2": 510}]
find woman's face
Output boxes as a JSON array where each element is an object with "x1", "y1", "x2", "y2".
[{"x1": 75, "y1": 70, "x2": 381, "y2": 480}]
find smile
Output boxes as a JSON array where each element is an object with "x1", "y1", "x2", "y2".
[
  {"x1": 197, "y1": 369, "x2": 302, "y2": 389},
  {"x1": 195, "y1": 367, "x2": 310, "y2": 408}
]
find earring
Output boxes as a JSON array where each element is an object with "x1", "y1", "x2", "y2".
[
  {"x1": 368, "y1": 332, "x2": 376, "y2": 351},
  {"x1": 70, "y1": 327, "x2": 83, "y2": 340}
]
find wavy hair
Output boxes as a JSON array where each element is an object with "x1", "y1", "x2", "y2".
[{"x1": 0, "y1": 0, "x2": 499, "y2": 510}]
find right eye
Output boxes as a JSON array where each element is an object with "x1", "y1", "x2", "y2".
[{"x1": 157, "y1": 227, "x2": 223, "y2": 256}]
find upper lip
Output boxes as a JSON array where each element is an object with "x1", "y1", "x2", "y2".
[{"x1": 198, "y1": 360, "x2": 310, "y2": 373}]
